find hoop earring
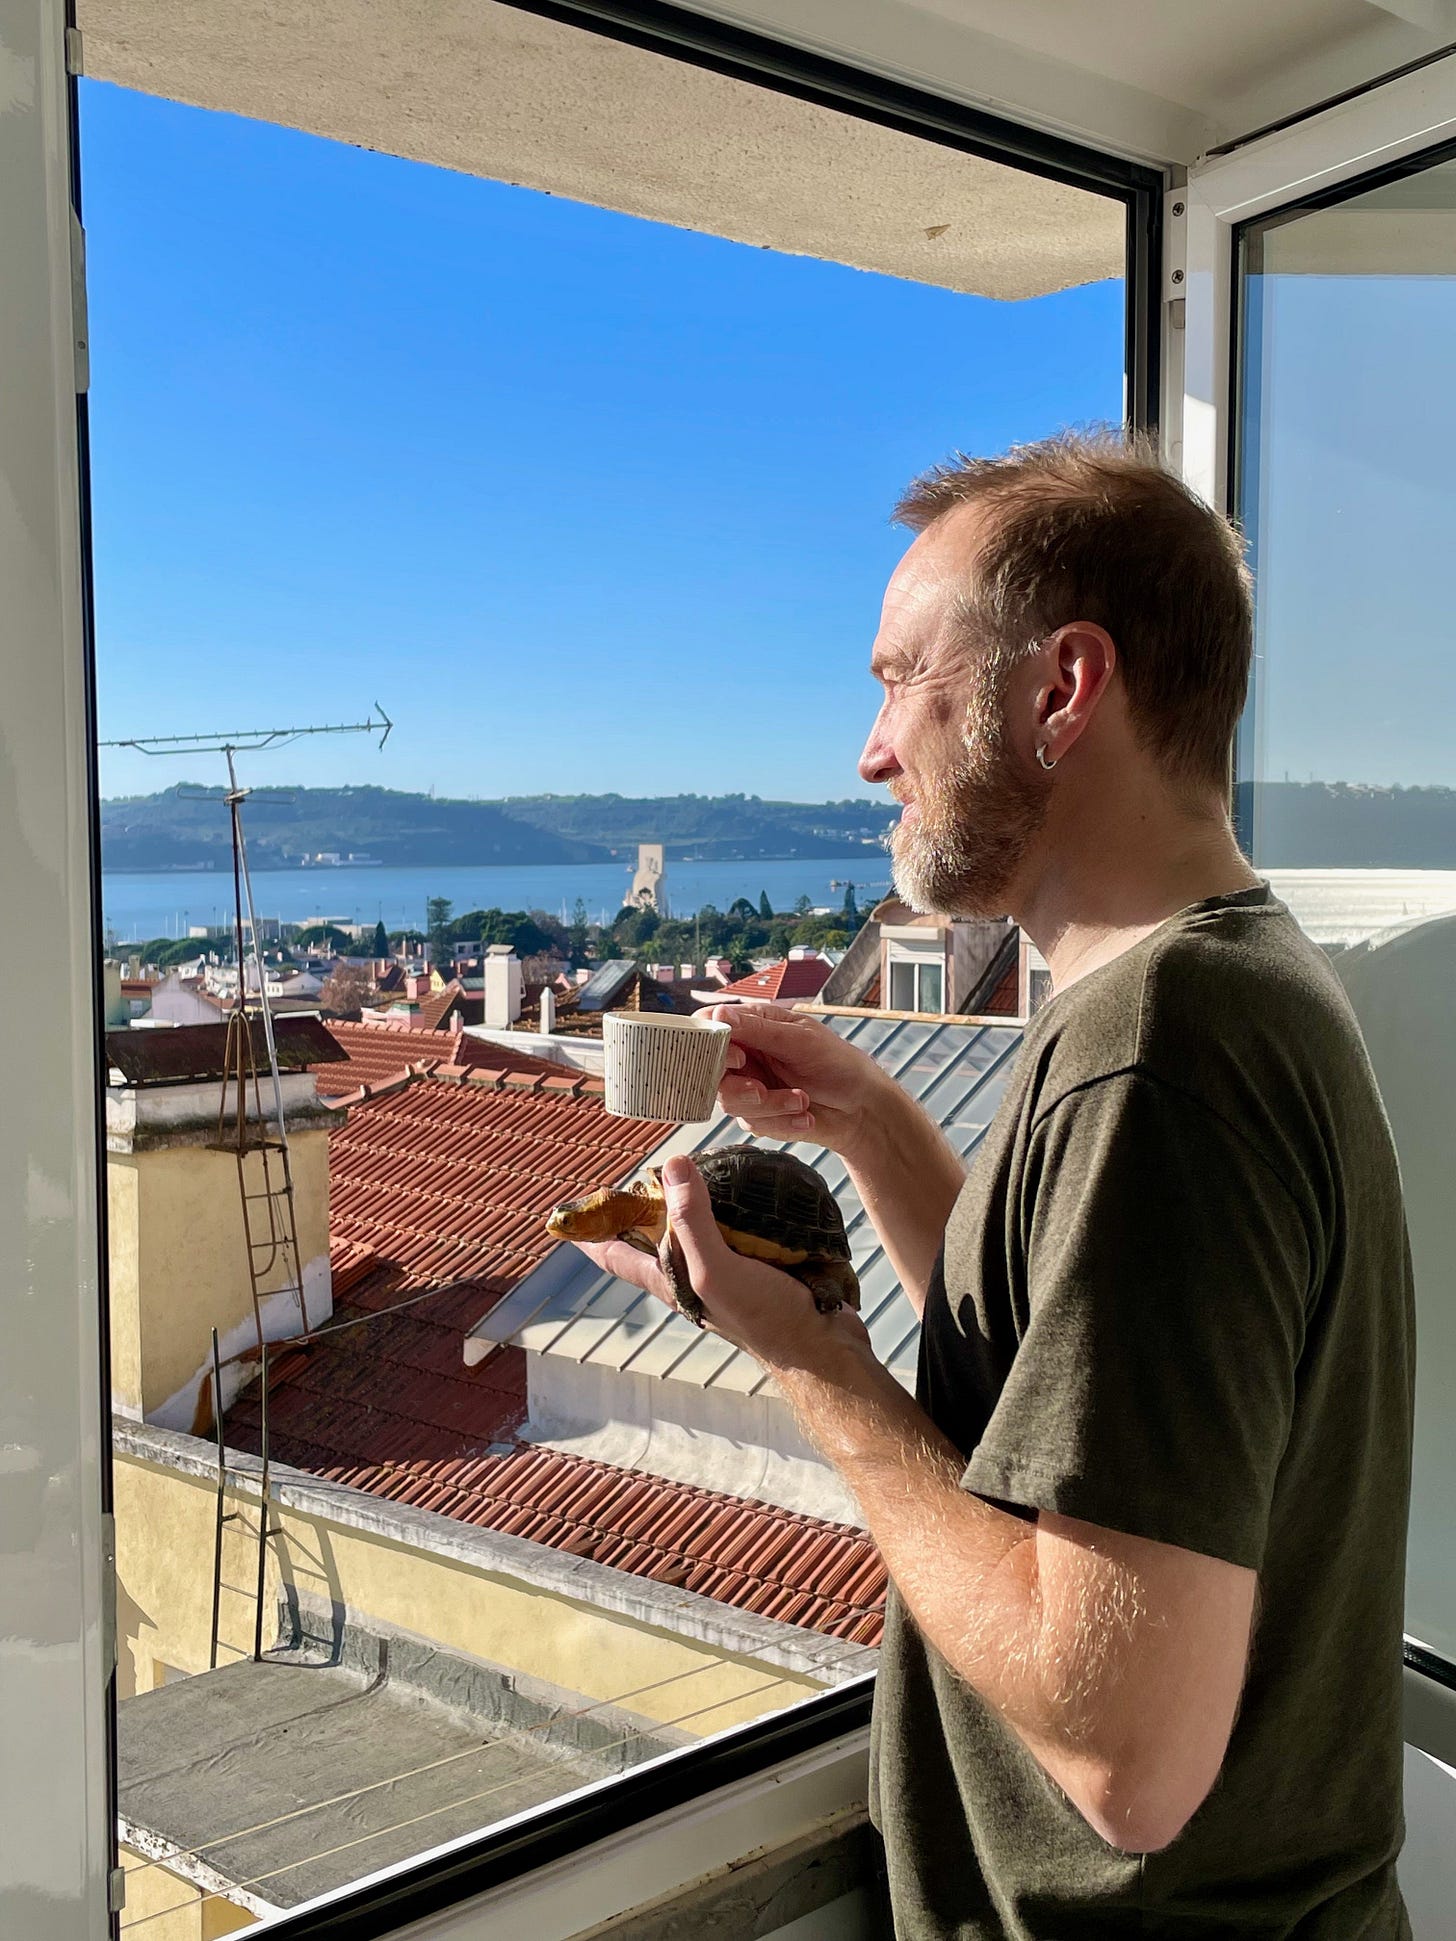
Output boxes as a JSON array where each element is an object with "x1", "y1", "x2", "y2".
[{"x1": 1036, "y1": 744, "x2": 1057, "y2": 771}]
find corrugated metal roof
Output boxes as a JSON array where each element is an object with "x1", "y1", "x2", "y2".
[
  {"x1": 470, "y1": 1014, "x2": 1023, "y2": 1396},
  {"x1": 106, "y1": 1015, "x2": 346, "y2": 1085}
]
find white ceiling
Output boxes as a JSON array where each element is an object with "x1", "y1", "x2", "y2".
[{"x1": 686, "y1": 0, "x2": 1456, "y2": 161}]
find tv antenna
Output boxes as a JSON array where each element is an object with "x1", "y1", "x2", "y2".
[
  {"x1": 100, "y1": 707, "x2": 393, "y2": 1663},
  {"x1": 99, "y1": 705, "x2": 392, "y2": 759}
]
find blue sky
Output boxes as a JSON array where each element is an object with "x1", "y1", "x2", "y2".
[{"x1": 82, "y1": 80, "x2": 1124, "y2": 803}]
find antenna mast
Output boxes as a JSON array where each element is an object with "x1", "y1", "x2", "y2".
[{"x1": 101, "y1": 708, "x2": 392, "y2": 1664}]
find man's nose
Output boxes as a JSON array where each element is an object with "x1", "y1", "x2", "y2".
[{"x1": 859, "y1": 712, "x2": 899, "y2": 786}]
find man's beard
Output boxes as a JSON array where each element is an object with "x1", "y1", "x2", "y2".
[{"x1": 888, "y1": 666, "x2": 1050, "y2": 919}]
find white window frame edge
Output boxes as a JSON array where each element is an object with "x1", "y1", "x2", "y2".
[
  {"x1": 1175, "y1": 53, "x2": 1456, "y2": 1775},
  {"x1": 1172, "y1": 52, "x2": 1456, "y2": 504},
  {"x1": 0, "y1": 1, "x2": 114, "y2": 1937}
]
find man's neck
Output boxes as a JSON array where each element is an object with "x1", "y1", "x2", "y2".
[{"x1": 1012, "y1": 804, "x2": 1261, "y2": 994}]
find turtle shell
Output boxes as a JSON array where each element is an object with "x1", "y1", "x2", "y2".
[{"x1": 693, "y1": 1144, "x2": 851, "y2": 1261}]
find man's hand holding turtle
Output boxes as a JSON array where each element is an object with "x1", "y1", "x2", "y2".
[{"x1": 570, "y1": 1155, "x2": 874, "y2": 1379}]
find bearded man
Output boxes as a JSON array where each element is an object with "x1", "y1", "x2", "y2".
[{"x1": 574, "y1": 433, "x2": 1415, "y2": 1939}]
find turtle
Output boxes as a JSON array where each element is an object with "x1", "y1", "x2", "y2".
[{"x1": 545, "y1": 1144, "x2": 860, "y2": 1329}]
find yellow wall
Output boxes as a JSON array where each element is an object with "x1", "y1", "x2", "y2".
[
  {"x1": 118, "y1": 1845, "x2": 255, "y2": 1940},
  {"x1": 108, "y1": 1129, "x2": 330, "y2": 1420},
  {"x1": 115, "y1": 1451, "x2": 823, "y2": 1733}
]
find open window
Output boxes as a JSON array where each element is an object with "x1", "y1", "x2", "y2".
[{"x1": 61, "y1": 3, "x2": 1154, "y2": 1933}]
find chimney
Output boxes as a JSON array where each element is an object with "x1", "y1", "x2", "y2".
[
  {"x1": 679, "y1": 962, "x2": 694, "y2": 979},
  {"x1": 405, "y1": 972, "x2": 430, "y2": 1001},
  {"x1": 539, "y1": 987, "x2": 556, "y2": 1035},
  {"x1": 484, "y1": 944, "x2": 523, "y2": 1028},
  {"x1": 104, "y1": 1025, "x2": 336, "y2": 1432}
]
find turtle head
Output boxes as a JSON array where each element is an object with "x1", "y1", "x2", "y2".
[{"x1": 545, "y1": 1178, "x2": 664, "y2": 1243}]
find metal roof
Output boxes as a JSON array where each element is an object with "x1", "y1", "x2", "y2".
[
  {"x1": 467, "y1": 1013, "x2": 1023, "y2": 1396},
  {"x1": 105, "y1": 1015, "x2": 346, "y2": 1086}
]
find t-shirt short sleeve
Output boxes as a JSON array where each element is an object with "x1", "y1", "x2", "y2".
[{"x1": 960, "y1": 1069, "x2": 1313, "y2": 1570}]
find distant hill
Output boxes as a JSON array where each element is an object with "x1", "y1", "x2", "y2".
[
  {"x1": 501, "y1": 793, "x2": 894, "y2": 860},
  {"x1": 99, "y1": 785, "x2": 897, "y2": 872},
  {"x1": 101, "y1": 781, "x2": 1456, "y2": 874}
]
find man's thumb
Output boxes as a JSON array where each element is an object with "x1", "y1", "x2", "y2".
[{"x1": 661, "y1": 1155, "x2": 722, "y2": 1281}]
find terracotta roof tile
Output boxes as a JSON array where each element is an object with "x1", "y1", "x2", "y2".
[
  {"x1": 312, "y1": 1019, "x2": 570, "y2": 1098},
  {"x1": 719, "y1": 957, "x2": 832, "y2": 1003}
]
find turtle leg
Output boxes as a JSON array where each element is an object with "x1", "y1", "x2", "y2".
[
  {"x1": 800, "y1": 1259, "x2": 861, "y2": 1315},
  {"x1": 658, "y1": 1226, "x2": 706, "y2": 1328}
]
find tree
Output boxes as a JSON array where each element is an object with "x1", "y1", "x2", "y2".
[
  {"x1": 793, "y1": 894, "x2": 812, "y2": 916},
  {"x1": 841, "y1": 882, "x2": 858, "y2": 924},
  {"x1": 758, "y1": 890, "x2": 773, "y2": 920},
  {"x1": 729, "y1": 897, "x2": 757, "y2": 920},
  {"x1": 295, "y1": 922, "x2": 353, "y2": 954},
  {"x1": 371, "y1": 919, "x2": 389, "y2": 959},
  {"x1": 320, "y1": 963, "x2": 373, "y2": 1014},
  {"x1": 426, "y1": 896, "x2": 453, "y2": 968},
  {"x1": 568, "y1": 897, "x2": 590, "y2": 966}
]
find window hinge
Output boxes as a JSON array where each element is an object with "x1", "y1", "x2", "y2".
[
  {"x1": 65, "y1": 25, "x2": 84, "y2": 76},
  {"x1": 1163, "y1": 188, "x2": 1188, "y2": 305},
  {"x1": 100, "y1": 1511, "x2": 117, "y2": 1673},
  {"x1": 107, "y1": 1866, "x2": 126, "y2": 1913},
  {"x1": 70, "y1": 206, "x2": 90, "y2": 395}
]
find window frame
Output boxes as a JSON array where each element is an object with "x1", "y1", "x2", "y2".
[
  {"x1": 1183, "y1": 57, "x2": 1456, "y2": 1742},
  {"x1": 10, "y1": 1, "x2": 1162, "y2": 1934}
]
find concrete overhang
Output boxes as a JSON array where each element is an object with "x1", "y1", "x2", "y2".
[{"x1": 78, "y1": 0, "x2": 1125, "y2": 301}]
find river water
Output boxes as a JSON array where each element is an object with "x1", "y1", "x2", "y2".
[
  {"x1": 101, "y1": 855, "x2": 892, "y2": 942},
  {"x1": 101, "y1": 860, "x2": 1456, "y2": 950}
]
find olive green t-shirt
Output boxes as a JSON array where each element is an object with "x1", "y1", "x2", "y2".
[{"x1": 869, "y1": 885, "x2": 1415, "y2": 1939}]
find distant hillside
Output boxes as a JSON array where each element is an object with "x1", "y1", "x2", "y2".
[
  {"x1": 99, "y1": 785, "x2": 897, "y2": 872},
  {"x1": 100, "y1": 782, "x2": 1456, "y2": 872},
  {"x1": 100, "y1": 786, "x2": 605, "y2": 872},
  {"x1": 501, "y1": 794, "x2": 895, "y2": 859}
]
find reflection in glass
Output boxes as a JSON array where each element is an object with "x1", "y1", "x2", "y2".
[{"x1": 1237, "y1": 154, "x2": 1456, "y2": 1661}]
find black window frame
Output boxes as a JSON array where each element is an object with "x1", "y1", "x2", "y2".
[
  {"x1": 78, "y1": 2, "x2": 1162, "y2": 1930},
  {"x1": 1228, "y1": 142, "x2": 1456, "y2": 1710}
]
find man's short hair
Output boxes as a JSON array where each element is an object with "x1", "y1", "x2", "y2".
[{"x1": 893, "y1": 430, "x2": 1253, "y2": 790}]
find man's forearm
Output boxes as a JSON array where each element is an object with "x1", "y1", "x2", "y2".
[
  {"x1": 773, "y1": 1346, "x2": 1140, "y2": 1827},
  {"x1": 844, "y1": 1076, "x2": 965, "y2": 1317}
]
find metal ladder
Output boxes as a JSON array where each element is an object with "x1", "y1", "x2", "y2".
[{"x1": 207, "y1": 1328, "x2": 282, "y2": 1668}]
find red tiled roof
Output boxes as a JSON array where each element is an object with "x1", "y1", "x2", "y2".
[
  {"x1": 412, "y1": 980, "x2": 466, "y2": 1032},
  {"x1": 313, "y1": 1019, "x2": 566, "y2": 1098},
  {"x1": 227, "y1": 1066, "x2": 888, "y2": 1647},
  {"x1": 720, "y1": 957, "x2": 832, "y2": 1003}
]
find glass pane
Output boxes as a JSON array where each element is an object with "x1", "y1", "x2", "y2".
[
  {"x1": 918, "y1": 963, "x2": 944, "y2": 1014},
  {"x1": 889, "y1": 960, "x2": 917, "y2": 1011},
  {"x1": 1237, "y1": 155, "x2": 1456, "y2": 1662},
  {"x1": 86, "y1": 7, "x2": 1128, "y2": 1919}
]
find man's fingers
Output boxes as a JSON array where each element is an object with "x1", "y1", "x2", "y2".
[
  {"x1": 569, "y1": 1236, "x2": 677, "y2": 1310},
  {"x1": 720, "y1": 1077, "x2": 810, "y2": 1119}
]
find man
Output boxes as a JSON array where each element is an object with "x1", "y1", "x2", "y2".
[{"x1": 576, "y1": 433, "x2": 1414, "y2": 1938}]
